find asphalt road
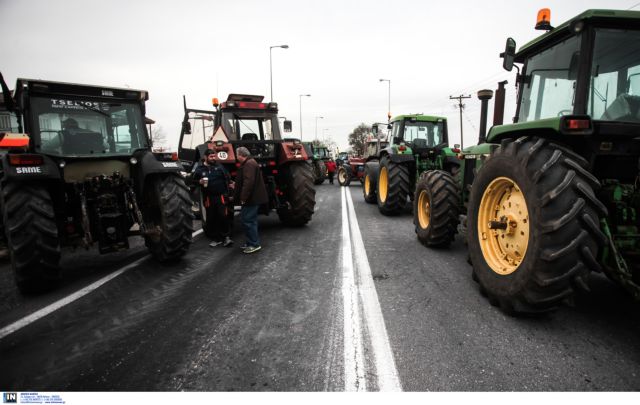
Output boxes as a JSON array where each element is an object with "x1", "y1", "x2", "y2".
[{"x1": 0, "y1": 182, "x2": 638, "y2": 391}]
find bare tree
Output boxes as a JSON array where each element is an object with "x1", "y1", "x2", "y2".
[
  {"x1": 348, "y1": 123, "x2": 371, "y2": 156},
  {"x1": 150, "y1": 124, "x2": 168, "y2": 150}
]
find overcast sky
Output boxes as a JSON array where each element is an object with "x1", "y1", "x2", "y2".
[{"x1": 2, "y1": 0, "x2": 639, "y2": 151}]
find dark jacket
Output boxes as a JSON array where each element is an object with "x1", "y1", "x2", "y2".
[
  {"x1": 234, "y1": 158, "x2": 268, "y2": 206},
  {"x1": 193, "y1": 161, "x2": 231, "y2": 196}
]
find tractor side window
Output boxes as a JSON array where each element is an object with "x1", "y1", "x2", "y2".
[
  {"x1": 519, "y1": 35, "x2": 580, "y2": 122},
  {"x1": 589, "y1": 29, "x2": 640, "y2": 122},
  {"x1": 0, "y1": 112, "x2": 19, "y2": 132}
]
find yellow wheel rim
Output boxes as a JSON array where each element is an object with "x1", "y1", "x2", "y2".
[
  {"x1": 379, "y1": 167, "x2": 388, "y2": 203},
  {"x1": 364, "y1": 175, "x2": 371, "y2": 195},
  {"x1": 417, "y1": 189, "x2": 430, "y2": 229},
  {"x1": 477, "y1": 176, "x2": 529, "y2": 276}
]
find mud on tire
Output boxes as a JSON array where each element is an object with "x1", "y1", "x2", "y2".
[
  {"x1": 2, "y1": 183, "x2": 61, "y2": 293},
  {"x1": 278, "y1": 162, "x2": 316, "y2": 226},
  {"x1": 467, "y1": 136, "x2": 607, "y2": 314},
  {"x1": 143, "y1": 175, "x2": 194, "y2": 262},
  {"x1": 376, "y1": 156, "x2": 410, "y2": 215},
  {"x1": 414, "y1": 170, "x2": 459, "y2": 247}
]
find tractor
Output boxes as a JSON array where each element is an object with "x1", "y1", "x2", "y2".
[
  {"x1": 0, "y1": 73, "x2": 194, "y2": 293},
  {"x1": 362, "y1": 115, "x2": 460, "y2": 219},
  {"x1": 337, "y1": 136, "x2": 388, "y2": 187},
  {"x1": 421, "y1": 9, "x2": 640, "y2": 314},
  {"x1": 302, "y1": 142, "x2": 330, "y2": 185},
  {"x1": 177, "y1": 94, "x2": 315, "y2": 234}
]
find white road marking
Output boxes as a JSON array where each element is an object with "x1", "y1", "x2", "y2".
[
  {"x1": 341, "y1": 187, "x2": 402, "y2": 391},
  {"x1": 341, "y1": 187, "x2": 367, "y2": 391},
  {"x1": 0, "y1": 228, "x2": 204, "y2": 341}
]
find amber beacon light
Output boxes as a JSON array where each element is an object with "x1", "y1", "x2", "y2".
[{"x1": 535, "y1": 8, "x2": 553, "y2": 30}]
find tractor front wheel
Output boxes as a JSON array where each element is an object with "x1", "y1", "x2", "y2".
[
  {"x1": 338, "y1": 165, "x2": 351, "y2": 187},
  {"x1": 376, "y1": 156, "x2": 410, "y2": 215},
  {"x1": 467, "y1": 137, "x2": 606, "y2": 314},
  {"x1": 363, "y1": 161, "x2": 379, "y2": 204},
  {"x1": 414, "y1": 170, "x2": 459, "y2": 247}
]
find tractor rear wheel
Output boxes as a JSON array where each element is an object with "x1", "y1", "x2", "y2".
[
  {"x1": 338, "y1": 165, "x2": 351, "y2": 186},
  {"x1": 143, "y1": 175, "x2": 194, "y2": 262},
  {"x1": 278, "y1": 162, "x2": 316, "y2": 226},
  {"x1": 313, "y1": 160, "x2": 327, "y2": 185},
  {"x1": 363, "y1": 161, "x2": 379, "y2": 204},
  {"x1": 376, "y1": 156, "x2": 410, "y2": 215},
  {"x1": 2, "y1": 183, "x2": 61, "y2": 293},
  {"x1": 468, "y1": 137, "x2": 607, "y2": 314},
  {"x1": 414, "y1": 170, "x2": 459, "y2": 247}
]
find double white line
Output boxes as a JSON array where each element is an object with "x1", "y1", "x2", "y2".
[{"x1": 341, "y1": 186, "x2": 402, "y2": 392}]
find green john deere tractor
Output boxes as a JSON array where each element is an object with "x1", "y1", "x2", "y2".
[
  {"x1": 363, "y1": 115, "x2": 460, "y2": 227},
  {"x1": 438, "y1": 9, "x2": 640, "y2": 314},
  {"x1": 303, "y1": 142, "x2": 330, "y2": 185}
]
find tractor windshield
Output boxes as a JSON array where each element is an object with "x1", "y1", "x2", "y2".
[
  {"x1": 220, "y1": 110, "x2": 281, "y2": 141},
  {"x1": 588, "y1": 28, "x2": 640, "y2": 122},
  {"x1": 30, "y1": 96, "x2": 148, "y2": 156},
  {"x1": 402, "y1": 120, "x2": 444, "y2": 147},
  {"x1": 518, "y1": 35, "x2": 581, "y2": 122}
]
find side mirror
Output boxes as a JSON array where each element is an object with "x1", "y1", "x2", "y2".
[
  {"x1": 501, "y1": 37, "x2": 516, "y2": 72},
  {"x1": 283, "y1": 120, "x2": 292, "y2": 132},
  {"x1": 182, "y1": 121, "x2": 192, "y2": 135},
  {"x1": 372, "y1": 124, "x2": 378, "y2": 135}
]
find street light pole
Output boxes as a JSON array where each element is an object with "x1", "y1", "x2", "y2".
[
  {"x1": 299, "y1": 94, "x2": 311, "y2": 141},
  {"x1": 379, "y1": 78, "x2": 391, "y2": 122},
  {"x1": 269, "y1": 44, "x2": 289, "y2": 102},
  {"x1": 315, "y1": 116, "x2": 324, "y2": 141}
]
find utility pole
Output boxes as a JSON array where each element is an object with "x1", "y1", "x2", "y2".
[{"x1": 450, "y1": 94, "x2": 471, "y2": 149}]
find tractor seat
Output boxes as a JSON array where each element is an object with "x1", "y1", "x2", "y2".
[
  {"x1": 63, "y1": 131, "x2": 105, "y2": 154},
  {"x1": 242, "y1": 133, "x2": 259, "y2": 141}
]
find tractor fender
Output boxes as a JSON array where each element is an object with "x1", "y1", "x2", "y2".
[
  {"x1": 133, "y1": 150, "x2": 184, "y2": 195},
  {"x1": 0, "y1": 153, "x2": 62, "y2": 183}
]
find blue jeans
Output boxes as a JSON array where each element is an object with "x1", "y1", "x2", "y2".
[{"x1": 240, "y1": 205, "x2": 260, "y2": 247}]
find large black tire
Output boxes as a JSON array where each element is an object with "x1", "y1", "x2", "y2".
[
  {"x1": 414, "y1": 170, "x2": 459, "y2": 247},
  {"x1": 468, "y1": 137, "x2": 607, "y2": 314},
  {"x1": 313, "y1": 160, "x2": 327, "y2": 185},
  {"x1": 363, "y1": 161, "x2": 379, "y2": 204},
  {"x1": 278, "y1": 162, "x2": 316, "y2": 226},
  {"x1": 143, "y1": 175, "x2": 194, "y2": 262},
  {"x1": 376, "y1": 156, "x2": 410, "y2": 215},
  {"x1": 338, "y1": 165, "x2": 351, "y2": 187},
  {"x1": 2, "y1": 183, "x2": 61, "y2": 293}
]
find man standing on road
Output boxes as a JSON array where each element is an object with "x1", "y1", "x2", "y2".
[
  {"x1": 325, "y1": 158, "x2": 337, "y2": 185},
  {"x1": 234, "y1": 146, "x2": 268, "y2": 254},
  {"x1": 193, "y1": 149, "x2": 234, "y2": 247}
]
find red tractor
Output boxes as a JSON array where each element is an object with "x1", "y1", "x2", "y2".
[
  {"x1": 338, "y1": 136, "x2": 388, "y2": 186},
  {"x1": 178, "y1": 94, "x2": 316, "y2": 230}
]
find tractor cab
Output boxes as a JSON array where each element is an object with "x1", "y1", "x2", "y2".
[
  {"x1": 9, "y1": 79, "x2": 150, "y2": 159},
  {"x1": 387, "y1": 115, "x2": 448, "y2": 154}
]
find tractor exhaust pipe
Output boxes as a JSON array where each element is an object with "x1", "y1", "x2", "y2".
[
  {"x1": 477, "y1": 89, "x2": 493, "y2": 144},
  {"x1": 493, "y1": 80, "x2": 508, "y2": 126}
]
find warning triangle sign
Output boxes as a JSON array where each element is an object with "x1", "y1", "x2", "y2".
[{"x1": 211, "y1": 126, "x2": 228, "y2": 143}]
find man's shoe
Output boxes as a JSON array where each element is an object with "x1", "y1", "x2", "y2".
[
  {"x1": 243, "y1": 245, "x2": 261, "y2": 254},
  {"x1": 223, "y1": 237, "x2": 233, "y2": 247},
  {"x1": 209, "y1": 240, "x2": 223, "y2": 247}
]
